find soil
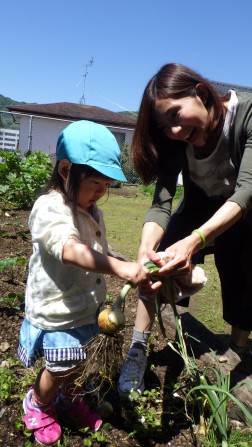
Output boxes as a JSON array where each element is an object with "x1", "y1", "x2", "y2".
[{"x1": 0, "y1": 201, "x2": 247, "y2": 447}]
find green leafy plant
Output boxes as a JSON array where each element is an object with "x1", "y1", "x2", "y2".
[
  {"x1": 15, "y1": 416, "x2": 33, "y2": 442},
  {"x1": 0, "y1": 361, "x2": 23, "y2": 404},
  {"x1": 140, "y1": 184, "x2": 156, "y2": 197},
  {"x1": 0, "y1": 292, "x2": 25, "y2": 311},
  {"x1": 121, "y1": 388, "x2": 164, "y2": 442},
  {"x1": 0, "y1": 256, "x2": 26, "y2": 284},
  {"x1": 80, "y1": 427, "x2": 107, "y2": 446},
  {"x1": 0, "y1": 150, "x2": 53, "y2": 208},
  {"x1": 140, "y1": 184, "x2": 184, "y2": 199}
]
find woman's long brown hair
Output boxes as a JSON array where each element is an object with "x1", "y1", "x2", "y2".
[{"x1": 131, "y1": 63, "x2": 226, "y2": 184}]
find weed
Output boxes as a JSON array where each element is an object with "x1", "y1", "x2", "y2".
[
  {"x1": 0, "y1": 358, "x2": 24, "y2": 404},
  {"x1": 0, "y1": 256, "x2": 26, "y2": 284},
  {"x1": 0, "y1": 292, "x2": 25, "y2": 311},
  {"x1": 15, "y1": 415, "x2": 33, "y2": 441},
  {"x1": 81, "y1": 429, "x2": 107, "y2": 446},
  {"x1": 122, "y1": 387, "x2": 163, "y2": 439},
  {"x1": 229, "y1": 428, "x2": 252, "y2": 446},
  {"x1": 0, "y1": 367, "x2": 15, "y2": 404},
  {"x1": 105, "y1": 294, "x2": 113, "y2": 304}
]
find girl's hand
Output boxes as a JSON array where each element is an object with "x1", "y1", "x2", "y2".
[
  {"x1": 136, "y1": 249, "x2": 164, "y2": 301},
  {"x1": 117, "y1": 261, "x2": 150, "y2": 286}
]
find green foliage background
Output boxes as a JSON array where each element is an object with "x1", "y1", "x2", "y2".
[
  {"x1": 0, "y1": 150, "x2": 53, "y2": 208},
  {"x1": 0, "y1": 93, "x2": 28, "y2": 129}
]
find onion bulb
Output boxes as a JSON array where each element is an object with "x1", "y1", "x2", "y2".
[
  {"x1": 98, "y1": 307, "x2": 126, "y2": 335},
  {"x1": 98, "y1": 282, "x2": 132, "y2": 335}
]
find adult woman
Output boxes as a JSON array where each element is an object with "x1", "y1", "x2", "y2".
[{"x1": 118, "y1": 62, "x2": 252, "y2": 396}]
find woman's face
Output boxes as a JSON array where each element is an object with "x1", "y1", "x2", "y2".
[{"x1": 155, "y1": 94, "x2": 209, "y2": 147}]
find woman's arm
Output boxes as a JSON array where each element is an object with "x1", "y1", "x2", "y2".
[
  {"x1": 138, "y1": 221, "x2": 165, "y2": 263},
  {"x1": 158, "y1": 200, "x2": 242, "y2": 275}
]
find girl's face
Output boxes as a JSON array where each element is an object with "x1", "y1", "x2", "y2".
[
  {"x1": 155, "y1": 94, "x2": 209, "y2": 147},
  {"x1": 76, "y1": 174, "x2": 113, "y2": 211}
]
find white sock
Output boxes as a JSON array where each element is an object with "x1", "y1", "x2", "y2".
[{"x1": 130, "y1": 328, "x2": 151, "y2": 353}]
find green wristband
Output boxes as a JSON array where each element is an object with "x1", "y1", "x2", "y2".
[{"x1": 191, "y1": 229, "x2": 206, "y2": 249}]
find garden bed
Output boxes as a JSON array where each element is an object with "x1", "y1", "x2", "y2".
[{"x1": 0, "y1": 205, "x2": 251, "y2": 447}]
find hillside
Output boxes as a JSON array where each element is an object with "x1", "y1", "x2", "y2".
[
  {"x1": 0, "y1": 94, "x2": 27, "y2": 129},
  {"x1": 119, "y1": 110, "x2": 138, "y2": 118},
  {"x1": 0, "y1": 93, "x2": 27, "y2": 111}
]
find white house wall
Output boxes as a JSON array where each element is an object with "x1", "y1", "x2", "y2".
[
  {"x1": 18, "y1": 115, "x2": 72, "y2": 156},
  {"x1": 17, "y1": 115, "x2": 134, "y2": 157}
]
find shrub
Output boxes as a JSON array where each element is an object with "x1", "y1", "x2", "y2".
[
  {"x1": 0, "y1": 150, "x2": 53, "y2": 208},
  {"x1": 141, "y1": 184, "x2": 184, "y2": 199}
]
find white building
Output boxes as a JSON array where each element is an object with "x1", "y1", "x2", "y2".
[{"x1": 7, "y1": 102, "x2": 136, "y2": 157}]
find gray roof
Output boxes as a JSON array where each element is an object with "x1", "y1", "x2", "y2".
[
  {"x1": 211, "y1": 80, "x2": 252, "y2": 94},
  {"x1": 8, "y1": 102, "x2": 136, "y2": 128},
  {"x1": 8, "y1": 80, "x2": 252, "y2": 125}
]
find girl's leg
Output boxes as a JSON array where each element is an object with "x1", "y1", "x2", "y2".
[
  {"x1": 54, "y1": 365, "x2": 102, "y2": 431},
  {"x1": 33, "y1": 367, "x2": 62, "y2": 404}
]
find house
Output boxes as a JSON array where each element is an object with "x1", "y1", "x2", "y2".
[
  {"x1": 6, "y1": 79, "x2": 252, "y2": 185},
  {"x1": 7, "y1": 79, "x2": 252, "y2": 157},
  {"x1": 212, "y1": 80, "x2": 252, "y2": 95},
  {"x1": 7, "y1": 102, "x2": 136, "y2": 157}
]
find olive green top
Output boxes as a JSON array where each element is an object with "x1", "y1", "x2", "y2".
[{"x1": 144, "y1": 91, "x2": 252, "y2": 231}]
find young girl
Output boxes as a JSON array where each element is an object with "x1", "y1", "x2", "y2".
[
  {"x1": 118, "y1": 62, "x2": 252, "y2": 397},
  {"x1": 18, "y1": 120, "x2": 149, "y2": 446}
]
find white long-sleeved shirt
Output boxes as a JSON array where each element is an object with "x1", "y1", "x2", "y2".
[{"x1": 25, "y1": 190, "x2": 108, "y2": 330}]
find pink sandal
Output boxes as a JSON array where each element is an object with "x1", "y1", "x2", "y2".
[
  {"x1": 22, "y1": 389, "x2": 62, "y2": 446},
  {"x1": 56, "y1": 391, "x2": 102, "y2": 431}
]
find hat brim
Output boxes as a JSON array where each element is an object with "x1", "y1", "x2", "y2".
[{"x1": 87, "y1": 163, "x2": 127, "y2": 182}]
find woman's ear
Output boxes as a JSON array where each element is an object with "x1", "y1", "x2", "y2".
[
  {"x1": 58, "y1": 159, "x2": 71, "y2": 181},
  {"x1": 195, "y1": 83, "x2": 208, "y2": 105}
]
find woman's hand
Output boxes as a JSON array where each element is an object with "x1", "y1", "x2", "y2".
[
  {"x1": 157, "y1": 236, "x2": 195, "y2": 276},
  {"x1": 138, "y1": 246, "x2": 163, "y2": 266}
]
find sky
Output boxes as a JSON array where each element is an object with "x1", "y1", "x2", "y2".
[{"x1": 2, "y1": 0, "x2": 252, "y2": 113}]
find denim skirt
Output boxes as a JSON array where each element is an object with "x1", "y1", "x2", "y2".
[{"x1": 18, "y1": 318, "x2": 99, "y2": 368}]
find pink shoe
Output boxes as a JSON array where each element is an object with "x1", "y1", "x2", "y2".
[
  {"x1": 22, "y1": 389, "x2": 62, "y2": 446},
  {"x1": 56, "y1": 393, "x2": 102, "y2": 431}
]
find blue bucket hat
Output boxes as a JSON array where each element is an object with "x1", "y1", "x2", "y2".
[{"x1": 56, "y1": 120, "x2": 127, "y2": 182}]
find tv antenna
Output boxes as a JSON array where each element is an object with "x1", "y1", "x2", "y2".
[{"x1": 79, "y1": 57, "x2": 94, "y2": 104}]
